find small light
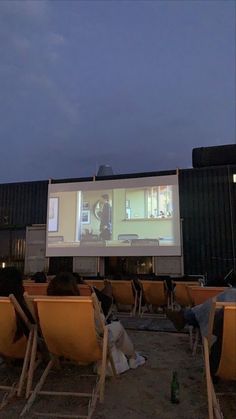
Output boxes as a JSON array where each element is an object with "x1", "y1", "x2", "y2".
[
  {"x1": 233, "y1": 174, "x2": 236, "y2": 183},
  {"x1": 2, "y1": 262, "x2": 6, "y2": 268}
]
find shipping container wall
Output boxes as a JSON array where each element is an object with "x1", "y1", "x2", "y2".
[
  {"x1": 179, "y1": 165, "x2": 236, "y2": 281},
  {"x1": 0, "y1": 181, "x2": 48, "y2": 270},
  {"x1": 0, "y1": 181, "x2": 48, "y2": 227}
]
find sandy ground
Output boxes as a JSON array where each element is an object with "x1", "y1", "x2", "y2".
[{"x1": 0, "y1": 327, "x2": 235, "y2": 419}]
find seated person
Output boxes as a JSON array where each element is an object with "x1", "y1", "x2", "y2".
[
  {"x1": 167, "y1": 288, "x2": 236, "y2": 337},
  {"x1": 47, "y1": 272, "x2": 146, "y2": 372},
  {"x1": 31, "y1": 271, "x2": 47, "y2": 283},
  {"x1": 0, "y1": 267, "x2": 35, "y2": 341},
  {"x1": 73, "y1": 272, "x2": 113, "y2": 319},
  {"x1": 167, "y1": 288, "x2": 236, "y2": 377}
]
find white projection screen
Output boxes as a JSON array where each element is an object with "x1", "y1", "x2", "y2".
[{"x1": 46, "y1": 174, "x2": 181, "y2": 257}]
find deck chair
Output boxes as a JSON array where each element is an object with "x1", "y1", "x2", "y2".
[
  {"x1": 203, "y1": 301, "x2": 236, "y2": 419},
  {"x1": 138, "y1": 281, "x2": 167, "y2": 317},
  {"x1": 187, "y1": 287, "x2": 226, "y2": 356},
  {"x1": 188, "y1": 287, "x2": 227, "y2": 306},
  {"x1": 109, "y1": 280, "x2": 138, "y2": 316},
  {"x1": 23, "y1": 283, "x2": 48, "y2": 296},
  {"x1": 0, "y1": 295, "x2": 37, "y2": 409},
  {"x1": 20, "y1": 294, "x2": 116, "y2": 418},
  {"x1": 172, "y1": 281, "x2": 200, "y2": 353},
  {"x1": 173, "y1": 281, "x2": 200, "y2": 307},
  {"x1": 78, "y1": 284, "x2": 92, "y2": 296},
  {"x1": 85, "y1": 280, "x2": 105, "y2": 291}
]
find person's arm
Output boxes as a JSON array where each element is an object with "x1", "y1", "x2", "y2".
[
  {"x1": 101, "y1": 279, "x2": 112, "y2": 298},
  {"x1": 93, "y1": 285, "x2": 112, "y2": 318}
]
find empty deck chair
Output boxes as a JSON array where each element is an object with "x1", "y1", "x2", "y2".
[
  {"x1": 139, "y1": 281, "x2": 167, "y2": 316},
  {"x1": 188, "y1": 286, "x2": 227, "y2": 306},
  {"x1": 203, "y1": 302, "x2": 236, "y2": 419},
  {"x1": 173, "y1": 281, "x2": 199, "y2": 307},
  {"x1": 20, "y1": 294, "x2": 116, "y2": 418},
  {"x1": 0, "y1": 296, "x2": 37, "y2": 409},
  {"x1": 23, "y1": 283, "x2": 48, "y2": 296},
  {"x1": 85, "y1": 280, "x2": 105, "y2": 291},
  {"x1": 78, "y1": 284, "x2": 92, "y2": 296},
  {"x1": 109, "y1": 280, "x2": 138, "y2": 316}
]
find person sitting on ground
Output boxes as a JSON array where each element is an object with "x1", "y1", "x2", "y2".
[
  {"x1": 0, "y1": 267, "x2": 35, "y2": 341},
  {"x1": 47, "y1": 272, "x2": 146, "y2": 372}
]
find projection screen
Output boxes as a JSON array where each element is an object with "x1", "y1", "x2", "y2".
[{"x1": 46, "y1": 174, "x2": 181, "y2": 257}]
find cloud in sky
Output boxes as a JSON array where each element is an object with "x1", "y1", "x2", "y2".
[
  {"x1": 0, "y1": 0, "x2": 235, "y2": 183},
  {"x1": 0, "y1": 0, "x2": 49, "y2": 21},
  {"x1": 48, "y1": 32, "x2": 66, "y2": 46}
]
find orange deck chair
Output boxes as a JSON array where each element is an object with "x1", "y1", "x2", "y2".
[
  {"x1": 78, "y1": 284, "x2": 92, "y2": 296},
  {"x1": 20, "y1": 294, "x2": 116, "y2": 418},
  {"x1": 203, "y1": 301, "x2": 236, "y2": 419},
  {"x1": 23, "y1": 283, "x2": 48, "y2": 296},
  {"x1": 0, "y1": 296, "x2": 38, "y2": 409},
  {"x1": 188, "y1": 286, "x2": 227, "y2": 306},
  {"x1": 138, "y1": 280, "x2": 167, "y2": 316},
  {"x1": 173, "y1": 281, "x2": 200, "y2": 307},
  {"x1": 109, "y1": 280, "x2": 138, "y2": 316},
  {"x1": 85, "y1": 280, "x2": 105, "y2": 291}
]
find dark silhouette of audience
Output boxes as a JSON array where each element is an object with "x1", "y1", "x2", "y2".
[{"x1": 0, "y1": 267, "x2": 34, "y2": 341}]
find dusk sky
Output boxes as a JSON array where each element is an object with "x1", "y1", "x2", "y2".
[{"x1": 0, "y1": 0, "x2": 235, "y2": 183}]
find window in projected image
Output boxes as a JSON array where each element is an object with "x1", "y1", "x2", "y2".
[
  {"x1": 46, "y1": 174, "x2": 181, "y2": 257},
  {"x1": 125, "y1": 186, "x2": 173, "y2": 220}
]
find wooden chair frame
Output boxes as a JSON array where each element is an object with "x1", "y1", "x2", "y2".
[
  {"x1": 21, "y1": 294, "x2": 116, "y2": 418},
  {"x1": 0, "y1": 295, "x2": 39, "y2": 410},
  {"x1": 204, "y1": 300, "x2": 236, "y2": 419}
]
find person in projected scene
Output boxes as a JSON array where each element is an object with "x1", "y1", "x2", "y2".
[{"x1": 99, "y1": 194, "x2": 112, "y2": 241}]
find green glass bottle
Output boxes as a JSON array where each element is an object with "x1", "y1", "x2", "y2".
[{"x1": 171, "y1": 371, "x2": 180, "y2": 404}]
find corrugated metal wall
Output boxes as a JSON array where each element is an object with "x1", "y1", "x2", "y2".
[
  {"x1": 0, "y1": 181, "x2": 48, "y2": 227},
  {"x1": 0, "y1": 181, "x2": 48, "y2": 266},
  {"x1": 0, "y1": 168, "x2": 235, "y2": 279},
  {"x1": 179, "y1": 165, "x2": 236, "y2": 281}
]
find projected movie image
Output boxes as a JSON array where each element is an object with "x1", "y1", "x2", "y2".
[{"x1": 47, "y1": 175, "x2": 180, "y2": 257}]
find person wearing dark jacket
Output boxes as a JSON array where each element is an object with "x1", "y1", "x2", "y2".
[{"x1": 0, "y1": 267, "x2": 35, "y2": 341}]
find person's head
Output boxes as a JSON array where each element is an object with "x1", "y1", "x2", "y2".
[
  {"x1": 31, "y1": 271, "x2": 47, "y2": 283},
  {"x1": 72, "y1": 272, "x2": 85, "y2": 284},
  {"x1": 0, "y1": 267, "x2": 24, "y2": 299},
  {"x1": 102, "y1": 194, "x2": 109, "y2": 202},
  {"x1": 47, "y1": 272, "x2": 80, "y2": 296}
]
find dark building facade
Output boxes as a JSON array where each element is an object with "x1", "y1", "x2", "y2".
[{"x1": 0, "y1": 165, "x2": 235, "y2": 281}]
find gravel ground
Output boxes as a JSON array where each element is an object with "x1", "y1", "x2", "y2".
[{"x1": 0, "y1": 328, "x2": 235, "y2": 419}]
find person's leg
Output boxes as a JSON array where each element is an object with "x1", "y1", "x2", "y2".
[
  {"x1": 183, "y1": 308, "x2": 199, "y2": 328},
  {"x1": 107, "y1": 321, "x2": 135, "y2": 357},
  {"x1": 107, "y1": 321, "x2": 146, "y2": 368},
  {"x1": 166, "y1": 307, "x2": 199, "y2": 331}
]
